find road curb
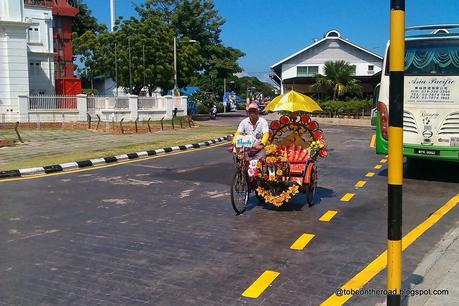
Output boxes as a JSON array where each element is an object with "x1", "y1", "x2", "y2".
[{"x1": 0, "y1": 135, "x2": 233, "y2": 180}]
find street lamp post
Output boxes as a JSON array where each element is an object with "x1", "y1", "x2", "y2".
[
  {"x1": 173, "y1": 37, "x2": 197, "y2": 96},
  {"x1": 173, "y1": 36, "x2": 177, "y2": 96}
]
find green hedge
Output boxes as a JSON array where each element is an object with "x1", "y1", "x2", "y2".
[{"x1": 317, "y1": 99, "x2": 372, "y2": 116}]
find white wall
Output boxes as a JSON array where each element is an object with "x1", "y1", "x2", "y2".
[
  {"x1": 281, "y1": 39, "x2": 382, "y2": 80},
  {"x1": 0, "y1": 0, "x2": 24, "y2": 22},
  {"x1": 0, "y1": 25, "x2": 30, "y2": 119},
  {"x1": 24, "y1": 5, "x2": 54, "y2": 95}
]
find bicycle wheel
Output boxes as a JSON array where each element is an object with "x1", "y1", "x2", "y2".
[
  {"x1": 231, "y1": 170, "x2": 249, "y2": 214},
  {"x1": 306, "y1": 166, "x2": 317, "y2": 207}
]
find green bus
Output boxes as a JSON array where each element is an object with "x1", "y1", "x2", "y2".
[{"x1": 375, "y1": 24, "x2": 459, "y2": 166}]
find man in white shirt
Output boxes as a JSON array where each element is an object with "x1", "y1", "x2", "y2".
[{"x1": 230, "y1": 102, "x2": 269, "y2": 157}]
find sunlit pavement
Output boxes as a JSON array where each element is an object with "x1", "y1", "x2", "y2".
[{"x1": 1, "y1": 124, "x2": 458, "y2": 305}]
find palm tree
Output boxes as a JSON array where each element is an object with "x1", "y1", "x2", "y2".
[{"x1": 312, "y1": 60, "x2": 362, "y2": 100}]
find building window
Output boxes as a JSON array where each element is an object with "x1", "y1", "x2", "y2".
[
  {"x1": 368, "y1": 65, "x2": 374, "y2": 71},
  {"x1": 28, "y1": 25, "x2": 40, "y2": 43},
  {"x1": 297, "y1": 66, "x2": 319, "y2": 77},
  {"x1": 350, "y1": 65, "x2": 356, "y2": 76}
]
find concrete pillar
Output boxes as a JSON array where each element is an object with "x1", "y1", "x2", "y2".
[
  {"x1": 164, "y1": 95, "x2": 173, "y2": 119},
  {"x1": 182, "y1": 96, "x2": 188, "y2": 116},
  {"x1": 17, "y1": 95, "x2": 29, "y2": 123},
  {"x1": 129, "y1": 95, "x2": 138, "y2": 120},
  {"x1": 77, "y1": 94, "x2": 87, "y2": 121}
]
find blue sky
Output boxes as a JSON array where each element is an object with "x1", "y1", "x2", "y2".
[{"x1": 84, "y1": 0, "x2": 459, "y2": 82}]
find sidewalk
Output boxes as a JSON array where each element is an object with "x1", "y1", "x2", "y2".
[{"x1": 404, "y1": 225, "x2": 459, "y2": 306}]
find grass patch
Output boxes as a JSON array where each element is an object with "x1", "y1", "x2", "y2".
[{"x1": 0, "y1": 126, "x2": 234, "y2": 171}]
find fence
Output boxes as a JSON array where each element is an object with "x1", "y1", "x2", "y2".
[
  {"x1": 114, "y1": 97, "x2": 129, "y2": 109},
  {"x1": 4, "y1": 94, "x2": 188, "y2": 123},
  {"x1": 138, "y1": 97, "x2": 158, "y2": 109},
  {"x1": 29, "y1": 95, "x2": 77, "y2": 110}
]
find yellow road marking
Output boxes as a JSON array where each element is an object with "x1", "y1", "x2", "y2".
[
  {"x1": 374, "y1": 164, "x2": 382, "y2": 169},
  {"x1": 380, "y1": 159, "x2": 387, "y2": 163},
  {"x1": 319, "y1": 211, "x2": 337, "y2": 222},
  {"x1": 365, "y1": 172, "x2": 375, "y2": 177},
  {"x1": 355, "y1": 181, "x2": 367, "y2": 188},
  {"x1": 320, "y1": 193, "x2": 459, "y2": 306},
  {"x1": 370, "y1": 134, "x2": 376, "y2": 148},
  {"x1": 0, "y1": 142, "x2": 229, "y2": 183},
  {"x1": 290, "y1": 233, "x2": 315, "y2": 250},
  {"x1": 242, "y1": 270, "x2": 280, "y2": 298},
  {"x1": 340, "y1": 193, "x2": 355, "y2": 202}
]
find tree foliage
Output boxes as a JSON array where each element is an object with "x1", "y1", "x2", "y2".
[
  {"x1": 73, "y1": 0, "x2": 244, "y2": 96},
  {"x1": 312, "y1": 60, "x2": 362, "y2": 100},
  {"x1": 68, "y1": 0, "x2": 101, "y2": 36}
]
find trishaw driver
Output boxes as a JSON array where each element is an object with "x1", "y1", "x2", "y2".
[{"x1": 231, "y1": 102, "x2": 269, "y2": 158}]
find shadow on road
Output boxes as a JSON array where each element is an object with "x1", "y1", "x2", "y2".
[
  {"x1": 377, "y1": 159, "x2": 459, "y2": 183},
  {"x1": 244, "y1": 186, "x2": 335, "y2": 212},
  {"x1": 149, "y1": 162, "x2": 234, "y2": 185}
]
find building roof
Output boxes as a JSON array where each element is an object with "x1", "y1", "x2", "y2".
[{"x1": 270, "y1": 30, "x2": 383, "y2": 76}]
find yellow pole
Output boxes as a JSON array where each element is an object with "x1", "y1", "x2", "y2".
[{"x1": 387, "y1": 1, "x2": 404, "y2": 305}]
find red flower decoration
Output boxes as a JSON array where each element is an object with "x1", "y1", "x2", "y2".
[
  {"x1": 307, "y1": 121, "x2": 318, "y2": 131},
  {"x1": 270, "y1": 120, "x2": 280, "y2": 130},
  {"x1": 300, "y1": 115, "x2": 310, "y2": 124},
  {"x1": 319, "y1": 148, "x2": 328, "y2": 158},
  {"x1": 312, "y1": 129, "x2": 323, "y2": 140},
  {"x1": 280, "y1": 115, "x2": 289, "y2": 124}
]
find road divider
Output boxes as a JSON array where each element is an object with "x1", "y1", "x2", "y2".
[
  {"x1": 340, "y1": 193, "x2": 355, "y2": 202},
  {"x1": 355, "y1": 181, "x2": 367, "y2": 188},
  {"x1": 370, "y1": 135, "x2": 376, "y2": 148},
  {"x1": 290, "y1": 233, "x2": 315, "y2": 250},
  {"x1": 319, "y1": 211, "x2": 337, "y2": 222},
  {"x1": 242, "y1": 270, "x2": 280, "y2": 298}
]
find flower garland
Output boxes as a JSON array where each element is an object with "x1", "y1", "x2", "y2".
[{"x1": 256, "y1": 184, "x2": 300, "y2": 207}]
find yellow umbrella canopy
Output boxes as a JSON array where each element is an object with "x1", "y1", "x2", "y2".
[{"x1": 263, "y1": 90, "x2": 322, "y2": 113}]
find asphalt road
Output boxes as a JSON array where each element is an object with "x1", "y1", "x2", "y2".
[{"x1": 1, "y1": 124, "x2": 458, "y2": 305}]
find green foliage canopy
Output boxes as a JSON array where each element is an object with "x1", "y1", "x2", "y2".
[{"x1": 73, "y1": 0, "x2": 244, "y2": 96}]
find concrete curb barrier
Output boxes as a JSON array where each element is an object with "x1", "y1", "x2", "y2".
[{"x1": 0, "y1": 135, "x2": 233, "y2": 180}]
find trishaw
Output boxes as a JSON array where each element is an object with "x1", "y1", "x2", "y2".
[{"x1": 230, "y1": 91, "x2": 328, "y2": 214}]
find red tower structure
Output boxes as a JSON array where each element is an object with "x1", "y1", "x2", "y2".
[{"x1": 25, "y1": 0, "x2": 81, "y2": 95}]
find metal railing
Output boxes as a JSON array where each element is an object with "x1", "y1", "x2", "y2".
[
  {"x1": 138, "y1": 97, "x2": 158, "y2": 109},
  {"x1": 29, "y1": 95, "x2": 77, "y2": 110},
  {"x1": 114, "y1": 97, "x2": 129, "y2": 109},
  {"x1": 87, "y1": 96, "x2": 106, "y2": 110}
]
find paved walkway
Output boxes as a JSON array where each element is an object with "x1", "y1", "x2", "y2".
[{"x1": 405, "y1": 225, "x2": 459, "y2": 306}]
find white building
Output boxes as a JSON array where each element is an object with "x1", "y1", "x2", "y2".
[
  {"x1": 0, "y1": 0, "x2": 54, "y2": 121},
  {"x1": 270, "y1": 30, "x2": 383, "y2": 96},
  {"x1": 24, "y1": 2, "x2": 54, "y2": 95}
]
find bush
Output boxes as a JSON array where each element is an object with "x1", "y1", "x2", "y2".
[
  {"x1": 82, "y1": 88, "x2": 99, "y2": 96},
  {"x1": 189, "y1": 91, "x2": 223, "y2": 114}
]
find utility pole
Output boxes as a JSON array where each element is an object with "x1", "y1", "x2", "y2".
[
  {"x1": 223, "y1": 78, "x2": 226, "y2": 113},
  {"x1": 110, "y1": 0, "x2": 115, "y2": 32},
  {"x1": 173, "y1": 36, "x2": 177, "y2": 96},
  {"x1": 128, "y1": 38, "x2": 132, "y2": 94},
  {"x1": 143, "y1": 44, "x2": 146, "y2": 93},
  {"x1": 115, "y1": 42, "x2": 118, "y2": 96},
  {"x1": 387, "y1": 1, "x2": 404, "y2": 306}
]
